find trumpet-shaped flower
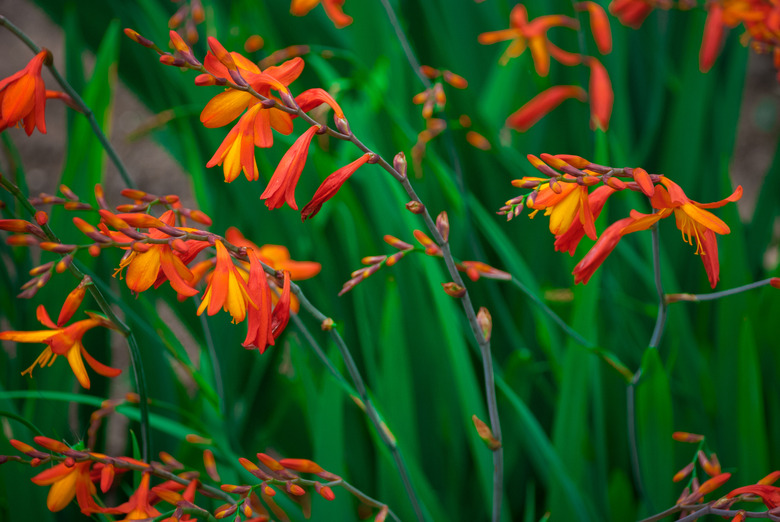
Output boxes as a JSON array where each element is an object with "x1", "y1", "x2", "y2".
[
  {"x1": 290, "y1": 0, "x2": 353, "y2": 28},
  {"x1": 301, "y1": 153, "x2": 371, "y2": 220},
  {"x1": 260, "y1": 125, "x2": 319, "y2": 209},
  {"x1": 199, "y1": 44, "x2": 303, "y2": 181},
  {"x1": 31, "y1": 460, "x2": 101, "y2": 513},
  {"x1": 478, "y1": 4, "x2": 580, "y2": 73},
  {"x1": 726, "y1": 484, "x2": 780, "y2": 509},
  {"x1": 555, "y1": 185, "x2": 616, "y2": 255},
  {"x1": 243, "y1": 250, "x2": 274, "y2": 352},
  {"x1": 225, "y1": 227, "x2": 321, "y2": 281},
  {"x1": 573, "y1": 177, "x2": 742, "y2": 287},
  {"x1": 0, "y1": 50, "x2": 49, "y2": 135},
  {"x1": 0, "y1": 304, "x2": 120, "y2": 389},
  {"x1": 526, "y1": 179, "x2": 598, "y2": 241},
  {"x1": 101, "y1": 472, "x2": 161, "y2": 520},
  {"x1": 197, "y1": 240, "x2": 255, "y2": 323},
  {"x1": 111, "y1": 211, "x2": 207, "y2": 296},
  {"x1": 506, "y1": 85, "x2": 587, "y2": 132}
]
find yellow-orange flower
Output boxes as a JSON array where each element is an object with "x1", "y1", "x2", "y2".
[
  {"x1": 0, "y1": 303, "x2": 120, "y2": 389},
  {"x1": 101, "y1": 472, "x2": 161, "y2": 520},
  {"x1": 31, "y1": 460, "x2": 101, "y2": 513},
  {"x1": 197, "y1": 240, "x2": 255, "y2": 323},
  {"x1": 0, "y1": 50, "x2": 49, "y2": 135},
  {"x1": 525, "y1": 178, "x2": 598, "y2": 241},
  {"x1": 199, "y1": 42, "x2": 303, "y2": 182},
  {"x1": 478, "y1": 4, "x2": 580, "y2": 73},
  {"x1": 290, "y1": 0, "x2": 353, "y2": 28}
]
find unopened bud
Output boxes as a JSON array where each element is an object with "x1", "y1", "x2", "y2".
[
  {"x1": 770, "y1": 278, "x2": 780, "y2": 289},
  {"x1": 406, "y1": 201, "x2": 424, "y2": 214},
  {"x1": 442, "y1": 282, "x2": 466, "y2": 298},
  {"x1": 34, "y1": 211, "x2": 48, "y2": 226},
  {"x1": 436, "y1": 211, "x2": 449, "y2": 242},
  {"x1": 321, "y1": 318, "x2": 335, "y2": 331},
  {"x1": 159, "y1": 54, "x2": 186, "y2": 67},
  {"x1": 123, "y1": 28, "x2": 156, "y2": 48},
  {"x1": 632, "y1": 167, "x2": 655, "y2": 197},
  {"x1": 393, "y1": 152, "x2": 407, "y2": 179},
  {"x1": 472, "y1": 414, "x2": 501, "y2": 450},
  {"x1": 477, "y1": 307, "x2": 492, "y2": 342}
]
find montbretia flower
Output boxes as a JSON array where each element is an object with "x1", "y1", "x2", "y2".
[
  {"x1": 585, "y1": 57, "x2": 613, "y2": 131},
  {"x1": 574, "y1": 177, "x2": 742, "y2": 287},
  {"x1": 575, "y1": 2, "x2": 612, "y2": 54},
  {"x1": 525, "y1": 178, "x2": 598, "y2": 240},
  {"x1": 101, "y1": 472, "x2": 161, "y2": 520},
  {"x1": 31, "y1": 459, "x2": 102, "y2": 513},
  {"x1": 478, "y1": 4, "x2": 580, "y2": 73},
  {"x1": 197, "y1": 240, "x2": 255, "y2": 323},
  {"x1": 506, "y1": 85, "x2": 587, "y2": 132},
  {"x1": 199, "y1": 42, "x2": 303, "y2": 181},
  {"x1": 243, "y1": 250, "x2": 274, "y2": 352},
  {"x1": 0, "y1": 303, "x2": 120, "y2": 389},
  {"x1": 0, "y1": 50, "x2": 50, "y2": 135},
  {"x1": 111, "y1": 211, "x2": 207, "y2": 296},
  {"x1": 620, "y1": 177, "x2": 742, "y2": 288},
  {"x1": 301, "y1": 153, "x2": 371, "y2": 220},
  {"x1": 261, "y1": 125, "x2": 319, "y2": 209},
  {"x1": 608, "y1": 0, "x2": 657, "y2": 29},
  {"x1": 726, "y1": 484, "x2": 780, "y2": 509},
  {"x1": 554, "y1": 185, "x2": 616, "y2": 255},
  {"x1": 290, "y1": 0, "x2": 353, "y2": 28}
]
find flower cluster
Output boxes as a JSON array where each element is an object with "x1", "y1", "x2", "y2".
[
  {"x1": 500, "y1": 154, "x2": 742, "y2": 288},
  {"x1": 3, "y1": 435, "x2": 391, "y2": 521},
  {"x1": 479, "y1": 2, "x2": 614, "y2": 131}
]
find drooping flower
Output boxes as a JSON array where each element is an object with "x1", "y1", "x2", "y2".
[
  {"x1": 575, "y1": 2, "x2": 612, "y2": 54},
  {"x1": 0, "y1": 303, "x2": 121, "y2": 389},
  {"x1": 0, "y1": 50, "x2": 49, "y2": 135},
  {"x1": 572, "y1": 216, "x2": 635, "y2": 285},
  {"x1": 620, "y1": 177, "x2": 742, "y2": 288},
  {"x1": 726, "y1": 484, "x2": 780, "y2": 509},
  {"x1": 260, "y1": 125, "x2": 319, "y2": 209},
  {"x1": 301, "y1": 153, "x2": 371, "y2": 220},
  {"x1": 31, "y1": 460, "x2": 102, "y2": 513},
  {"x1": 608, "y1": 0, "x2": 657, "y2": 29},
  {"x1": 506, "y1": 85, "x2": 587, "y2": 132},
  {"x1": 243, "y1": 250, "x2": 274, "y2": 352},
  {"x1": 270, "y1": 270, "x2": 292, "y2": 340},
  {"x1": 101, "y1": 472, "x2": 161, "y2": 520},
  {"x1": 585, "y1": 57, "x2": 613, "y2": 131},
  {"x1": 197, "y1": 240, "x2": 255, "y2": 323},
  {"x1": 290, "y1": 0, "x2": 353, "y2": 28},
  {"x1": 478, "y1": 4, "x2": 580, "y2": 73}
]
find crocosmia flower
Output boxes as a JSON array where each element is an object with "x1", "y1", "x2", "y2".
[
  {"x1": 0, "y1": 303, "x2": 120, "y2": 389},
  {"x1": 0, "y1": 50, "x2": 49, "y2": 135},
  {"x1": 478, "y1": 4, "x2": 580, "y2": 73},
  {"x1": 290, "y1": 0, "x2": 353, "y2": 28},
  {"x1": 31, "y1": 459, "x2": 102, "y2": 513},
  {"x1": 197, "y1": 240, "x2": 255, "y2": 323},
  {"x1": 101, "y1": 472, "x2": 161, "y2": 520}
]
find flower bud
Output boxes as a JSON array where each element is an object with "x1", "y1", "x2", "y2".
[
  {"x1": 436, "y1": 211, "x2": 449, "y2": 243},
  {"x1": 442, "y1": 282, "x2": 466, "y2": 298},
  {"x1": 477, "y1": 307, "x2": 492, "y2": 342},
  {"x1": 406, "y1": 201, "x2": 424, "y2": 214},
  {"x1": 393, "y1": 152, "x2": 407, "y2": 179},
  {"x1": 472, "y1": 414, "x2": 501, "y2": 451}
]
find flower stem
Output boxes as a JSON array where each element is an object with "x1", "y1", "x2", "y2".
[
  {"x1": 666, "y1": 278, "x2": 776, "y2": 302},
  {"x1": 649, "y1": 222, "x2": 667, "y2": 349},
  {"x1": 0, "y1": 15, "x2": 137, "y2": 189}
]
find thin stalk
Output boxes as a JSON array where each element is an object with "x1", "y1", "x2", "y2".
[
  {"x1": 0, "y1": 15, "x2": 136, "y2": 189},
  {"x1": 666, "y1": 278, "x2": 776, "y2": 303},
  {"x1": 627, "y1": 369, "x2": 645, "y2": 511},
  {"x1": 649, "y1": 223, "x2": 667, "y2": 349},
  {"x1": 0, "y1": 174, "x2": 150, "y2": 461}
]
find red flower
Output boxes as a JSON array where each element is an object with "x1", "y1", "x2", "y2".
[
  {"x1": 573, "y1": 216, "x2": 635, "y2": 284},
  {"x1": 290, "y1": 0, "x2": 353, "y2": 28},
  {"x1": 506, "y1": 85, "x2": 587, "y2": 132},
  {"x1": 243, "y1": 250, "x2": 274, "y2": 352},
  {"x1": 585, "y1": 57, "x2": 613, "y2": 131},
  {"x1": 554, "y1": 185, "x2": 616, "y2": 255},
  {"x1": 270, "y1": 270, "x2": 292, "y2": 340},
  {"x1": 261, "y1": 125, "x2": 319, "y2": 209},
  {"x1": 101, "y1": 472, "x2": 161, "y2": 520},
  {"x1": 0, "y1": 50, "x2": 49, "y2": 135},
  {"x1": 301, "y1": 153, "x2": 371, "y2": 220}
]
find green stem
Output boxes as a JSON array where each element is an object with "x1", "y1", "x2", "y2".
[
  {"x1": 667, "y1": 278, "x2": 776, "y2": 302},
  {"x1": 0, "y1": 174, "x2": 150, "y2": 461},
  {"x1": 649, "y1": 223, "x2": 667, "y2": 349},
  {"x1": 0, "y1": 15, "x2": 136, "y2": 189}
]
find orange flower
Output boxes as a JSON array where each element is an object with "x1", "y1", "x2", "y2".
[
  {"x1": 585, "y1": 57, "x2": 613, "y2": 131},
  {"x1": 270, "y1": 270, "x2": 292, "y2": 341},
  {"x1": 243, "y1": 250, "x2": 274, "y2": 352},
  {"x1": 700, "y1": 2, "x2": 726, "y2": 73},
  {"x1": 225, "y1": 227, "x2": 321, "y2": 281},
  {"x1": 198, "y1": 42, "x2": 303, "y2": 181},
  {"x1": 620, "y1": 177, "x2": 742, "y2": 288},
  {"x1": 0, "y1": 302, "x2": 120, "y2": 389},
  {"x1": 111, "y1": 211, "x2": 206, "y2": 296},
  {"x1": 478, "y1": 4, "x2": 579, "y2": 74},
  {"x1": 197, "y1": 240, "x2": 254, "y2": 323},
  {"x1": 506, "y1": 85, "x2": 587, "y2": 132},
  {"x1": 31, "y1": 460, "x2": 101, "y2": 513},
  {"x1": 0, "y1": 50, "x2": 49, "y2": 135},
  {"x1": 726, "y1": 484, "x2": 780, "y2": 508},
  {"x1": 526, "y1": 178, "x2": 598, "y2": 240},
  {"x1": 101, "y1": 472, "x2": 161, "y2": 520},
  {"x1": 554, "y1": 185, "x2": 616, "y2": 255},
  {"x1": 575, "y1": 2, "x2": 612, "y2": 54},
  {"x1": 261, "y1": 125, "x2": 319, "y2": 209},
  {"x1": 301, "y1": 153, "x2": 371, "y2": 220},
  {"x1": 573, "y1": 177, "x2": 742, "y2": 286},
  {"x1": 290, "y1": 0, "x2": 353, "y2": 28}
]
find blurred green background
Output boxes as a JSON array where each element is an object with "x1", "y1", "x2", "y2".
[{"x1": 1, "y1": 0, "x2": 779, "y2": 520}]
